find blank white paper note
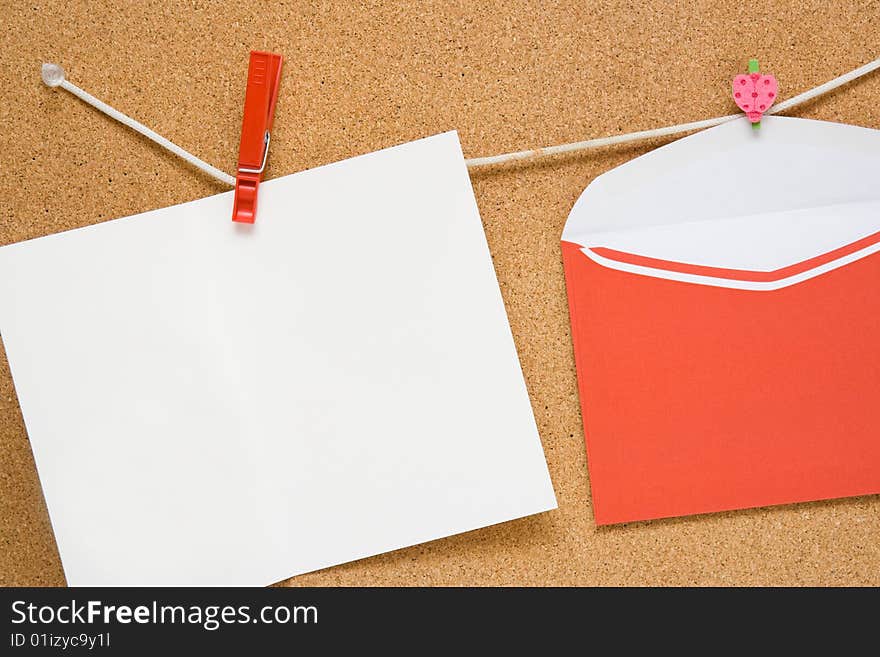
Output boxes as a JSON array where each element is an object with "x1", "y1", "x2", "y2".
[{"x1": 0, "y1": 132, "x2": 556, "y2": 585}]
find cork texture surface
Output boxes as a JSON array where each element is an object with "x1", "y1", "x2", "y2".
[{"x1": 1, "y1": 0, "x2": 878, "y2": 586}]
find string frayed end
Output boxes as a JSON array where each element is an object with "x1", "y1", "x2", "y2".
[{"x1": 41, "y1": 63, "x2": 66, "y2": 88}]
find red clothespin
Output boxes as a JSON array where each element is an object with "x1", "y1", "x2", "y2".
[{"x1": 232, "y1": 51, "x2": 283, "y2": 223}]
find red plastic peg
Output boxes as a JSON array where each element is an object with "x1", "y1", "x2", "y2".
[{"x1": 232, "y1": 51, "x2": 283, "y2": 223}]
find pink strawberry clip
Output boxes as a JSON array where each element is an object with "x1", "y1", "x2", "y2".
[{"x1": 732, "y1": 58, "x2": 778, "y2": 128}]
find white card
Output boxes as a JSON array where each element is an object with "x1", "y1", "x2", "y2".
[{"x1": 0, "y1": 132, "x2": 556, "y2": 585}]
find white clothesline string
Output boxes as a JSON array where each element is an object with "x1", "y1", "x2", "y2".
[
  {"x1": 465, "y1": 56, "x2": 880, "y2": 167},
  {"x1": 42, "y1": 57, "x2": 880, "y2": 184},
  {"x1": 40, "y1": 63, "x2": 236, "y2": 187}
]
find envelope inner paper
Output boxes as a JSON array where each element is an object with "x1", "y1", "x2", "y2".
[
  {"x1": 0, "y1": 132, "x2": 556, "y2": 585},
  {"x1": 563, "y1": 117, "x2": 880, "y2": 290}
]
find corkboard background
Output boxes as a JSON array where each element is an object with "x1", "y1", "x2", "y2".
[{"x1": 1, "y1": 1, "x2": 879, "y2": 587}]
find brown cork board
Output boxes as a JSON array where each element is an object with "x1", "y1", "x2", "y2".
[{"x1": 1, "y1": 1, "x2": 879, "y2": 587}]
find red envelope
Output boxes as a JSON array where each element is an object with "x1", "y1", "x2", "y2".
[{"x1": 562, "y1": 117, "x2": 880, "y2": 524}]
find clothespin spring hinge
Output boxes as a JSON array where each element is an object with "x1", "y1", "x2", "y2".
[{"x1": 239, "y1": 131, "x2": 270, "y2": 175}]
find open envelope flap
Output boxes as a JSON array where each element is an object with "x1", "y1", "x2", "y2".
[{"x1": 562, "y1": 117, "x2": 880, "y2": 290}]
